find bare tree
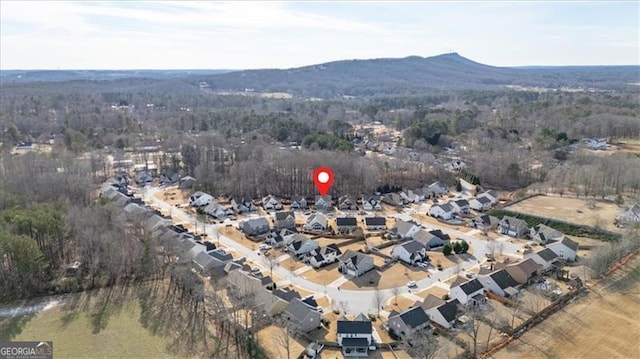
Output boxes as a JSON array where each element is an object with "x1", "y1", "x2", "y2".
[
  {"x1": 392, "y1": 286, "x2": 401, "y2": 306},
  {"x1": 273, "y1": 319, "x2": 296, "y2": 359},
  {"x1": 403, "y1": 330, "x2": 439, "y2": 359},
  {"x1": 262, "y1": 250, "x2": 278, "y2": 278},
  {"x1": 462, "y1": 306, "x2": 484, "y2": 358},
  {"x1": 372, "y1": 288, "x2": 383, "y2": 318}
]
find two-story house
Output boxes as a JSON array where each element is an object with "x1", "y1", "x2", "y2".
[
  {"x1": 339, "y1": 250, "x2": 374, "y2": 277},
  {"x1": 387, "y1": 306, "x2": 430, "y2": 339},
  {"x1": 391, "y1": 240, "x2": 428, "y2": 265},
  {"x1": 337, "y1": 314, "x2": 375, "y2": 357}
]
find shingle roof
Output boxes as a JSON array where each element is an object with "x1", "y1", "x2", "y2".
[
  {"x1": 560, "y1": 236, "x2": 579, "y2": 252},
  {"x1": 510, "y1": 258, "x2": 541, "y2": 276},
  {"x1": 437, "y1": 300, "x2": 459, "y2": 322},
  {"x1": 401, "y1": 240, "x2": 425, "y2": 253},
  {"x1": 490, "y1": 269, "x2": 520, "y2": 289},
  {"x1": 537, "y1": 248, "x2": 558, "y2": 261},
  {"x1": 477, "y1": 196, "x2": 492, "y2": 204},
  {"x1": 337, "y1": 317, "x2": 372, "y2": 334},
  {"x1": 422, "y1": 294, "x2": 445, "y2": 309},
  {"x1": 395, "y1": 306, "x2": 429, "y2": 329},
  {"x1": 275, "y1": 211, "x2": 294, "y2": 220},
  {"x1": 336, "y1": 217, "x2": 357, "y2": 226},
  {"x1": 273, "y1": 289, "x2": 301, "y2": 302},
  {"x1": 439, "y1": 202, "x2": 455, "y2": 212},
  {"x1": 459, "y1": 278, "x2": 484, "y2": 295},
  {"x1": 455, "y1": 199, "x2": 469, "y2": 207},
  {"x1": 286, "y1": 298, "x2": 316, "y2": 322},
  {"x1": 364, "y1": 217, "x2": 386, "y2": 226},
  {"x1": 341, "y1": 338, "x2": 369, "y2": 347}
]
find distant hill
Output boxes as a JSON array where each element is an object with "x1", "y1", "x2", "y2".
[
  {"x1": 1, "y1": 53, "x2": 638, "y2": 96},
  {"x1": 199, "y1": 53, "x2": 639, "y2": 96}
]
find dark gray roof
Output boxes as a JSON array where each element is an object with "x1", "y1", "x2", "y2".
[
  {"x1": 336, "y1": 217, "x2": 357, "y2": 226},
  {"x1": 209, "y1": 250, "x2": 233, "y2": 262},
  {"x1": 401, "y1": 240, "x2": 425, "y2": 253},
  {"x1": 429, "y1": 229, "x2": 450, "y2": 241},
  {"x1": 364, "y1": 217, "x2": 386, "y2": 226},
  {"x1": 337, "y1": 318, "x2": 372, "y2": 334},
  {"x1": 455, "y1": 199, "x2": 469, "y2": 207},
  {"x1": 286, "y1": 298, "x2": 317, "y2": 322},
  {"x1": 397, "y1": 306, "x2": 429, "y2": 329},
  {"x1": 302, "y1": 296, "x2": 318, "y2": 308},
  {"x1": 341, "y1": 338, "x2": 369, "y2": 347},
  {"x1": 273, "y1": 289, "x2": 301, "y2": 302},
  {"x1": 537, "y1": 248, "x2": 558, "y2": 261},
  {"x1": 437, "y1": 300, "x2": 459, "y2": 323},
  {"x1": 560, "y1": 236, "x2": 579, "y2": 252},
  {"x1": 275, "y1": 211, "x2": 294, "y2": 220},
  {"x1": 439, "y1": 202, "x2": 454, "y2": 212},
  {"x1": 477, "y1": 196, "x2": 492, "y2": 204},
  {"x1": 459, "y1": 278, "x2": 484, "y2": 295},
  {"x1": 490, "y1": 269, "x2": 520, "y2": 289}
]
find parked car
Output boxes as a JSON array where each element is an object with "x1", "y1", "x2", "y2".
[
  {"x1": 259, "y1": 244, "x2": 272, "y2": 251},
  {"x1": 465, "y1": 272, "x2": 476, "y2": 279},
  {"x1": 407, "y1": 281, "x2": 417, "y2": 288}
]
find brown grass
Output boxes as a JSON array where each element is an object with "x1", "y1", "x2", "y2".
[
  {"x1": 302, "y1": 262, "x2": 343, "y2": 285},
  {"x1": 507, "y1": 195, "x2": 622, "y2": 233},
  {"x1": 494, "y1": 255, "x2": 640, "y2": 359},
  {"x1": 257, "y1": 325, "x2": 308, "y2": 359},
  {"x1": 340, "y1": 263, "x2": 428, "y2": 290},
  {"x1": 219, "y1": 227, "x2": 261, "y2": 250}
]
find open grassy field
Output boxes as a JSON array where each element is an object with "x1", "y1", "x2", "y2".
[
  {"x1": 341, "y1": 263, "x2": 428, "y2": 290},
  {"x1": 495, "y1": 254, "x2": 640, "y2": 359},
  {"x1": 0, "y1": 286, "x2": 187, "y2": 359},
  {"x1": 506, "y1": 195, "x2": 621, "y2": 233}
]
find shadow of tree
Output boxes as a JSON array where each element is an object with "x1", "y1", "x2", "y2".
[{"x1": 0, "y1": 313, "x2": 36, "y2": 340}]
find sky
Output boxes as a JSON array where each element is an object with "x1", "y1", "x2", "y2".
[{"x1": 1, "y1": 1, "x2": 638, "y2": 70}]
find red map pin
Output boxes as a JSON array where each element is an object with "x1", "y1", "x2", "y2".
[{"x1": 313, "y1": 167, "x2": 334, "y2": 196}]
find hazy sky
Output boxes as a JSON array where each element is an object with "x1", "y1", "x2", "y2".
[{"x1": 1, "y1": 1, "x2": 638, "y2": 70}]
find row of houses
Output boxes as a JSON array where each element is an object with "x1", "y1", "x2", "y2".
[
  {"x1": 428, "y1": 190, "x2": 501, "y2": 220},
  {"x1": 238, "y1": 212, "x2": 388, "y2": 237},
  {"x1": 499, "y1": 217, "x2": 579, "y2": 261}
]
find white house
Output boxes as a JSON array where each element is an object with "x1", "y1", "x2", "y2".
[
  {"x1": 524, "y1": 248, "x2": 559, "y2": 272},
  {"x1": 387, "y1": 306, "x2": 430, "y2": 339},
  {"x1": 304, "y1": 213, "x2": 328, "y2": 232},
  {"x1": 339, "y1": 250, "x2": 374, "y2": 277},
  {"x1": 498, "y1": 216, "x2": 528, "y2": 238},
  {"x1": 231, "y1": 198, "x2": 257, "y2": 213},
  {"x1": 308, "y1": 244, "x2": 342, "y2": 268},
  {"x1": 336, "y1": 217, "x2": 358, "y2": 233},
  {"x1": 290, "y1": 196, "x2": 308, "y2": 210},
  {"x1": 546, "y1": 236, "x2": 579, "y2": 261},
  {"x1": 478, "y1": 269, "x2": 521, "y2": 298},
  {"x1": 361, "y1": 195, "x2": 382, "y2": 211},
  {"x1": 363, "y1": 217, "x2": 386, "y2": 231},
  {"x1": 288, "y1": 235, "x2": 319, "y2": 256},
  {"x1": 451, "y1": 199, "x2": 470, "y2": 215},
  {"x1": 337, "y1": 314, "x2": 375, "y2": 357},
  {"x1": 189, "y1": 191, "x2": 214, "y2": 207},
  {"x1": 616, "y1": 204, "x2": 640, "y2": 227},
  {"x1": 469, "y1": 196, "x2": 493, "y2": 211},
  {"x1": 480, "y1": 190, "x2": 500, "y2": 204},
  {"x1": 449, "y1": 277, "x2": 486, "y2": 306},
  {"x1": 530, "y1": 224, "x2": 563, "y2": 245},
  {"x1": 427, "y1": 181, "x2": 449, "y2": 197},
  {"x1": 428, "y1": 202, "x2": 456, "y2": 220},
  {"x1": 338, "y1": 196, "x2": 358, "y2": 211},
  {"x1": 204, "y1": 202, "x2": 231, "y2": 218},
  {"x1": 469, "y1": 215, "x2": 499, "y2": 231},
  {"x1": 273, "y1": 211, "x2": 296, "y2": 230},
  {"x1": 315, "y1": 195, "x2": 333, "y2": 211},
  {"x1": 414, "y1": 229, "x2": 449, "y2": 249},
  {"x1": 391, "y1": 240, "x2": 428, "y2": 264},
  {"x1": 262, "y1": 194, "x2": 283, "y2": 211},
  {"x1": 423, "y1": 297, "x2": 460, "y2": 329},
  {"x1": 390, "y1": 220, "x2": 421, "y2": 240}
]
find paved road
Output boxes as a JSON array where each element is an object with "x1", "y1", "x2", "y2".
[{"x1": 143, "y1": 187, "x2": 524, "y2": 315}]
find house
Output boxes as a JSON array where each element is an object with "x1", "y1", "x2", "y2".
[
  {"x1": 390, "y1": 220, "x2": 421, "y2": 240},
  {"x1": 428, "y1": 202, "x2": 456, "y2": 220},
  {"x1": 423, "y1": 296, "x2": 460, "y2": 329},
  {"x1": 336, "y1": 217, "x2": 358, "y2": 233},
  {"x1": 192, "y1": 251, "x2": 218, "y2": 273},
  {"x1": 231, "y1": 198, "x2": 257, "y2": 213},
  {"x1": 308, "y1": 244, "x2": 342, "y2": 268},
  {"x1": 263, "y1": 288, "x2": 301, "y2": 316},
  {"x1": 290, "y1": 196, "x2": 308, "y2": 210},
  {"x1": 337, "y1": 314, "x2": 375, "y2": 357},
  {"x1": 479, "y1": 269, "x2": 521, "y2": 298},
  {"x1": 414, "y1": 229, "x2": 448, "y2": 249},
  {"x1": 382, "y1": 193, "x2": 406, "y2": 207},
  {"x1": 504, "y1": 258, "x2": 541, "y2": 285},
  {"x1": 338, "y1": 196, "x2": 358, "y2": 211},
  {"x1": 284, "y1": 297, "x2": 322, "y2": 333},
  {"x1": 546, "y1": 236, "x2": 579, "y2": 261},
  {"x1": 361, "y1": 195, "x2": 382, "y2": 211},
  {"x1": 469, "y1": 196, "x2": 493, "y2": 211},
  {"x1": 135, "y1": 171, "x2": 153, "y2": 185},
  {"x1": 288, "y1": 235, "x2": 319, "y2": 256},
  {"x1": 228, "y1": 269, "x2": 275, "y2": 297},
  {"x1": 392, "y1": 240, "x2": 428, "y2": 264},
  {"x1": 451, "y1": 159, "x2": 466, "y2": 171},
  {"x1": 189, "y1": 191, "x2": 214, "y2": 207},
  {"x1": 205, "y1": 249, "x2": 234, "y2": 269},
  {"x1": 339, "y1": 250, "x2": 375, "y2": 277},
  {"x1": 451, "y1": 199, "x2": 470, "y2": 215},
  {"x1": 530, "y1": 224, "x2": 563, "y2": 245},
  {"x1": 204, "y1": 202, "x2": 232, "y2": 218},
  {"x1": 364, "y1": 217, "x2": 386, "y2": 231},
  {"x1": 584, "y1": 137, "x2": 608, "y2": 150},
  {"x1": 615, "y1": 204, "x2": 640, "y2": 227},
  {"x1": 262, "y1": 195, "x2": 283, "y2": 211},
  {"x1": 239, "y1": 217, "x2": 270, "y2": 237},
  {"x1": 481, "y1": 190, "x2": 500, "y2": 204},
  {"x1": 449, "y1": 277, "x2": 486, "y2": 306},
  {"x1": 304, "y1": 213, "x2": 328, "y2": 232},
  {"x1": 427, "y1": 181, "x2": 449, "y2": 197},
  {"x1": 498, "y1": 216, "x2": 529, "y2": 238},
  {"x1": 421, "y1": 294, "x2": 445, "y2": 311},
  {"x1": 265, "y1": 229, "x2": 295, "y2": 247},
  {"x1": 315, "y1": 195, "x2": 333, "y2": 211},
  {"x1": 178, "y1": 175, "x2": 196, "y2": 189},
  {"x1": 470, "y1": 215, "x2": 499, "y2": 231},
  {"x1": 400, "y1": 190, "x2": 422, "y2": 203},
  {"x1": 524, "y1": 248, "x2": 559, "y2": 272},
  {"x1": 273, "y1": 211, "x2": 296, "y2": 230},
  {"x1": 387, "y1": 306, "x2": 430, "y2": 338}
]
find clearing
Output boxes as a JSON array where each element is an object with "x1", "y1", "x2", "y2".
[
  {"x1": 494, "y1": 254, "x2": 640, "y2": 359},
  {"x1": 506, "y1": 195, "x2": 622, "y2": 233}
]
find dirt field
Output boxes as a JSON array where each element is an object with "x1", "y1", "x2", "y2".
[
  {"x1": 257, "y1": 325, "x2": 307, "y2": 358},
  {"x1": 506, "y1": 195, "x2": 621, "y2": 233},
  {"x1": 302, "y1": 262, "x2": 343, "y2": 285},
  {"x1": 495, "y1": 254, "x2": 640, "y2": 359}
]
